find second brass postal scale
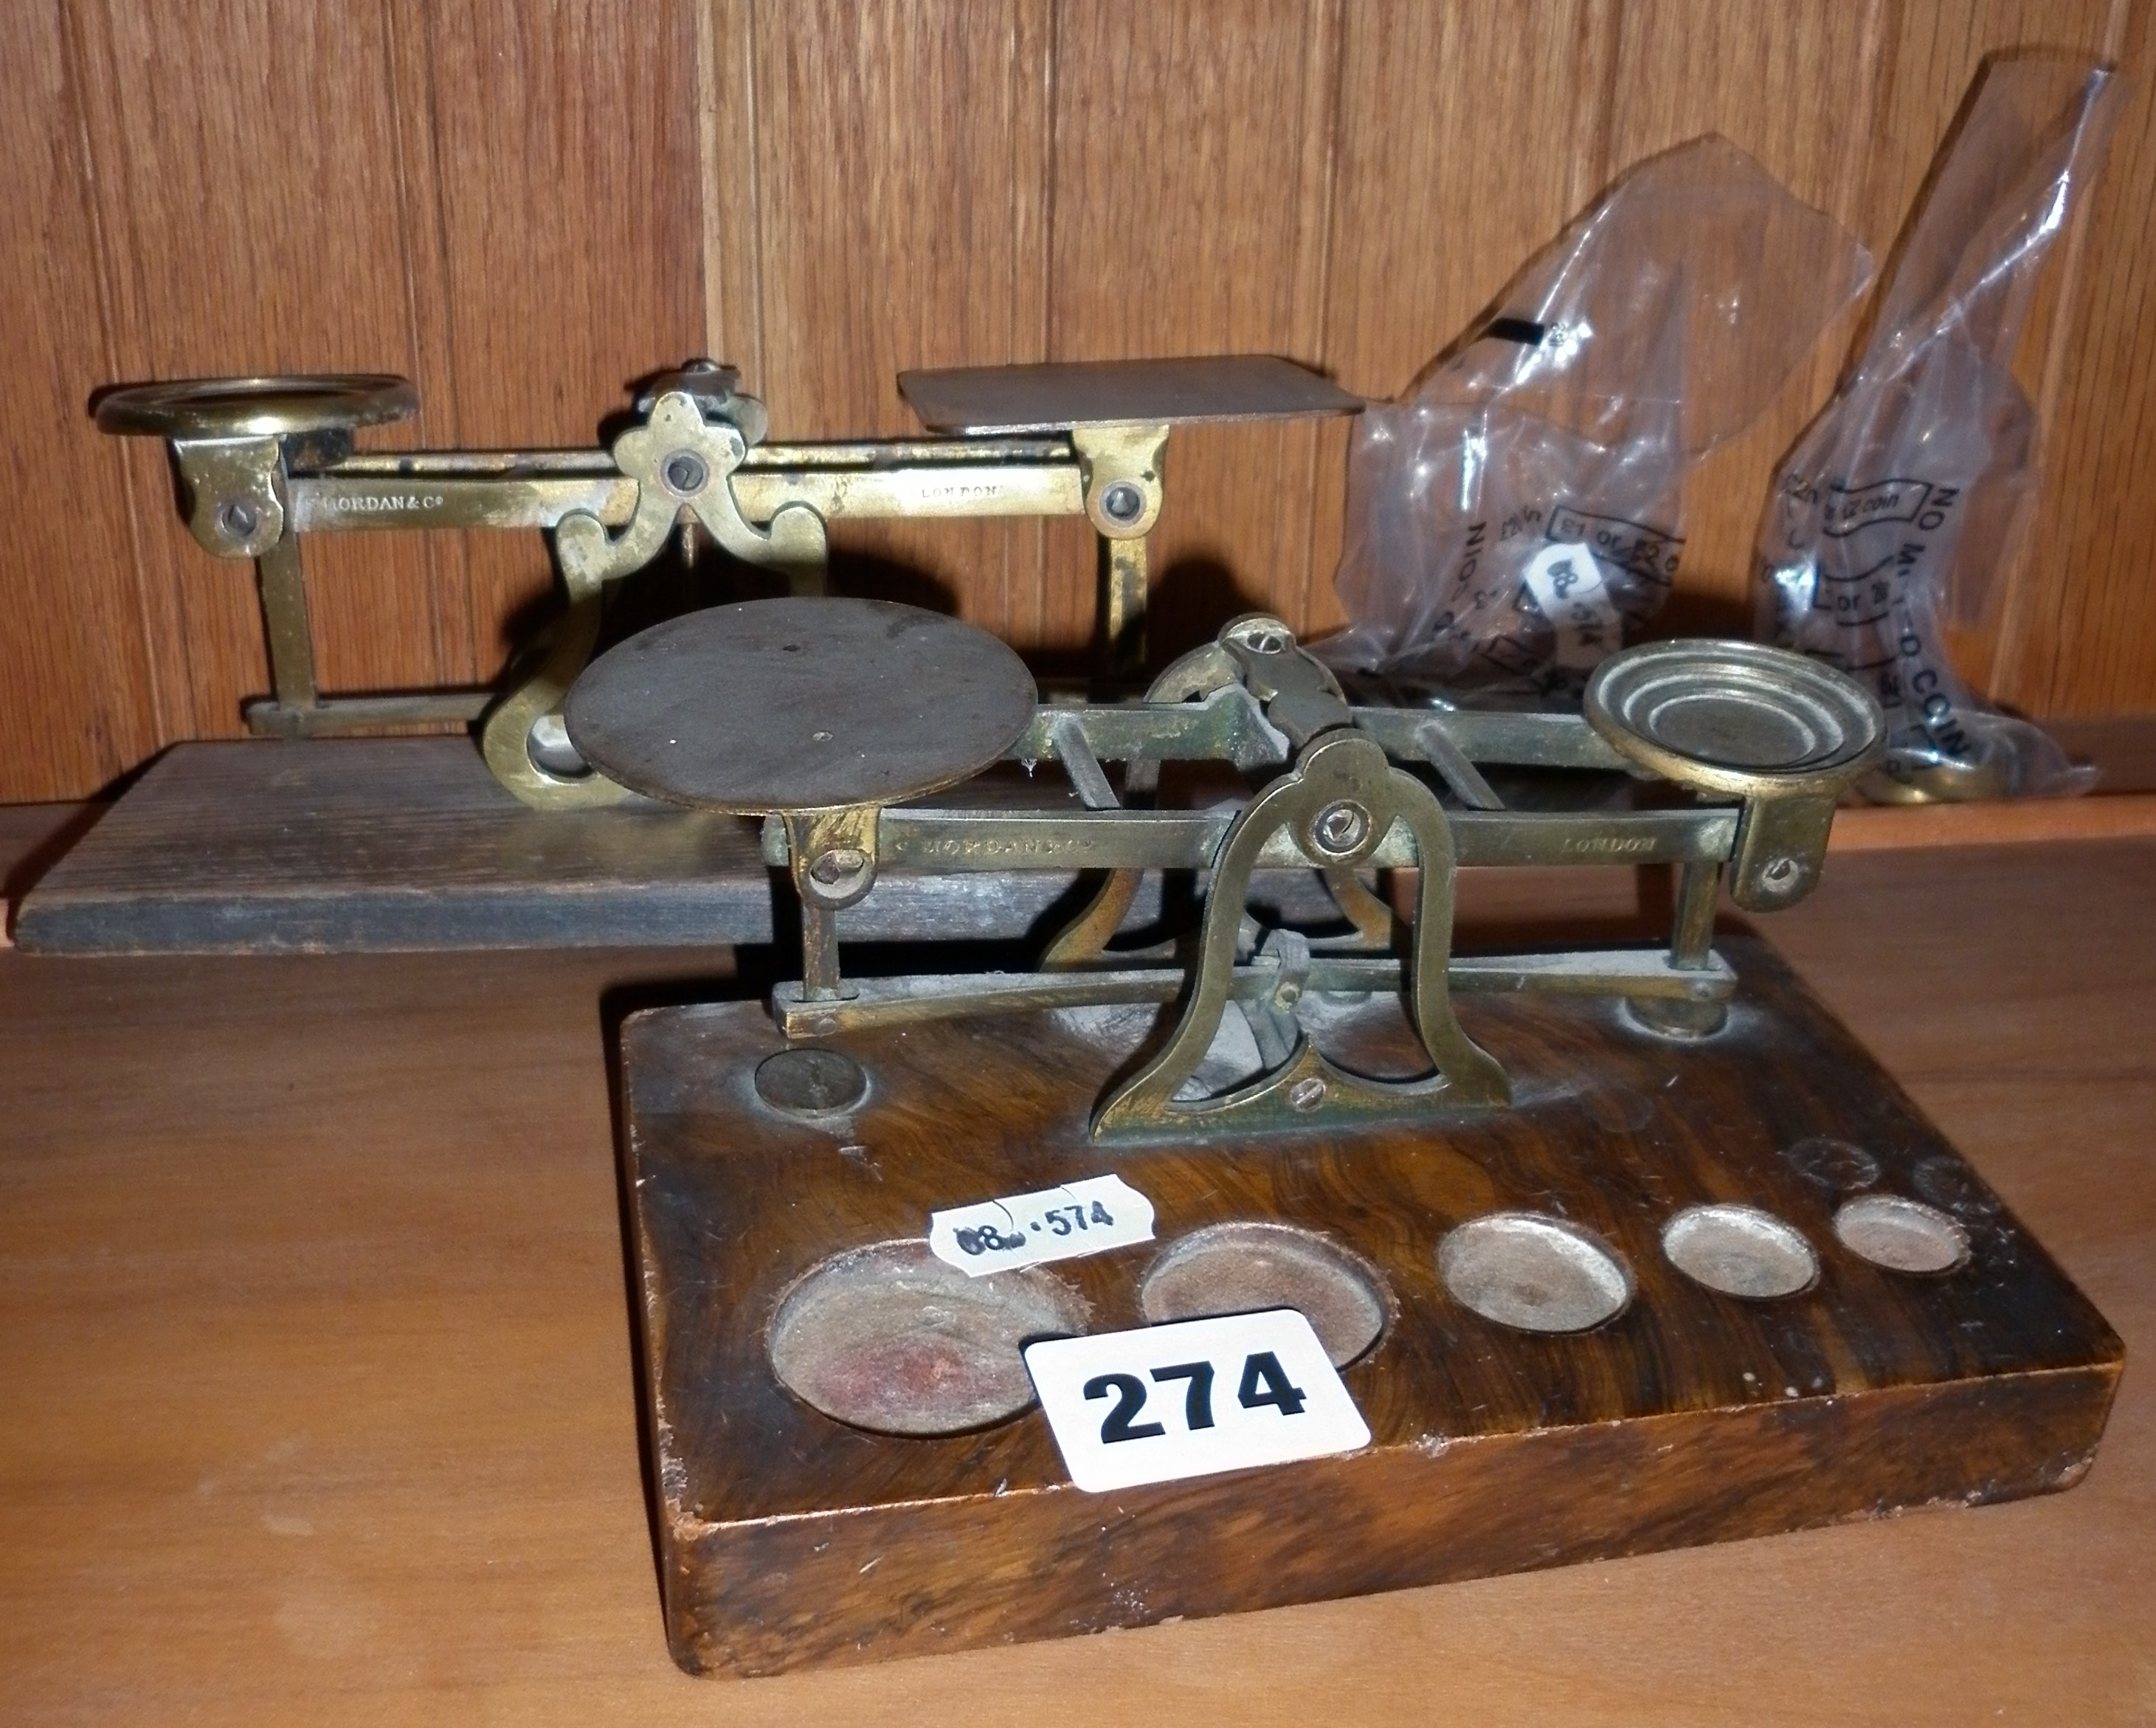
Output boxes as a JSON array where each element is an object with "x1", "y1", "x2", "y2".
[
  {"x1": 573, "y1": 595, "x2": 2113, "y2": 1675},
  {"x1": 21, "y1": 355, "x2": 1358, "y2": 952},
  {"x1": 52, "y1": 359, "x2": 2122, "y2": 1677}
]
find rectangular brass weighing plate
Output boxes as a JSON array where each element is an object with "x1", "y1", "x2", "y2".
[
  {"x1": 899, "y1": 354, "x2": 1364, "y2": 433},
  {"x1": 620, "y1": 935, "x2": 2119, "y2": 1678}
]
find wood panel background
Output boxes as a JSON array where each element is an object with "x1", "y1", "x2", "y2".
[{"x1": 2, "y1": 0, "x2": 2150, "y2": 803}]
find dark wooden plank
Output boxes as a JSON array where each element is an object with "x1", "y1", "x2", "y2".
[
  {"x1": 13, "y1": 739, "x2": 769, "y2": 953},
  {"x1": 9, "y1": 740, "x2": 1355, "y2": 955},
  {"x1": 621, "y1": 936, "x2": 2121, "y2": 1675}
]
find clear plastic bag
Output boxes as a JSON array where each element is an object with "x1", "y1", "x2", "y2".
[
  {"x1": 1757, "y1": 56, "x2": 2121, "y2": 799},
  {"x1": 1319, "y1": 135, "x2": 1870, "y2": 707}
]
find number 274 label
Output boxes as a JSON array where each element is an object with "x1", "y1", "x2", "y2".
[{"x1": 1024, "y1": 1310, "x2": 1370, "y2": 1493}]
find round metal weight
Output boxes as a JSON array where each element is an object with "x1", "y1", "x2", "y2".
[
  {"x1": 1583, "y1": 640, "x2": 1884, "y2": 800},
  {"x1": 1661, "y1": 1203, "x2": 1819, "y2": 1299},
  {"x1": 1833, "y1": 1195, "x2": 1970, "y2": 1274},
  {"x1": 1437, "y1": 1212, "x2": 1632, "y2": 1333},
  {"x1": 767, "y1": 1240, "x2": 1085, "y2": 1435},
  {"x1": 94, "y1": 374, "x2": 419, "y2": 440},
  {"x1": 754, "y1": 1047, "x2": 868, "y2": 1117},
  {"x1": 1139, "y1": 1222, "x2": 1391, "y2": 1366},
  {"x1": 564, "y1": 598, "x2": 1039, "y2": 813}
]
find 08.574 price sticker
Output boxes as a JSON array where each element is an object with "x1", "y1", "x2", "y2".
[
  {"x1": 927, "y1": 1174, "x2": 1155, "y2": 1277},
  {"x1": 1024, "y1": 1309, "x2": 1370, "y2": 1493}
]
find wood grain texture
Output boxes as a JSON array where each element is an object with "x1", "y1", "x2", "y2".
[
  {"x1": 1044, "y1": 0, "x2": 1341, "y2": 664},
  {"x1": 1997, "y1": 0, "x2": 2156, "y2": 715},
  {"x1": 0, "y1": 2, "x2": 162, "y2": 793},
  {"x1": 622, "y1": 941, "x2": 2117, "y2": 1674},
  {"x1": 424, "y1": 1, "x2": 708, "y2": 680},
  {"x1": 744, "y1": 0, "x2": 1053, "y2": 646},
  {"x1": 72, "y1": 0, "x2": 449, "y2": 721},
  {"x1": 4, "y1": 0, "x2": 2155, "y2": 800},
  {"x1": 0, "y1": 840, "x2": 2152, "y2": 1720}
]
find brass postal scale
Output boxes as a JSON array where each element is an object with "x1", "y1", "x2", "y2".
[
  {"x1": 555, "y1": 598, "x2": 2117, "y2": 1676},
  {"x1": 58, "y1": 359, "x2": 2123, "y2": 1676},
  {"x1": 21, "y1": 356, "x2": 1358, "y2": 950}
]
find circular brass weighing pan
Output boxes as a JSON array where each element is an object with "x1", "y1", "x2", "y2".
[
  {"x1": 564, "y1": 597, "x2": 1039, "y2": 813},
  {"x1": 1584, "y1": 639, "x2": 1884, "y2": 798},
  {"x1": 95, "y1": 374, "x2": 418, "y2": 439}
]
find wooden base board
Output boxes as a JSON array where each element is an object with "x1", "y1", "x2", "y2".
[
  {"x1": 620, "y1": 936, "x2": 2121, "y2": 1678},
  {"x1": 7, "y1": 739, "x2": 1141, "y2": 955},
  {"x1": 12, "y1": 738, "x2": 1362, "y2": 955}
]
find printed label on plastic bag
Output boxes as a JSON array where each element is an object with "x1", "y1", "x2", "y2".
[{"x1": 1521, "y1": 541, "x2": 1621, "y2": 670}]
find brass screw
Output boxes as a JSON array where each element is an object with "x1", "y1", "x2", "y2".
[
  {"x1": 809, "y1": 846, "x2": 868, "y2": 886},
  {"x1": 1101, "y1": 480, "x2": 1145, "y2": 523},
  {"x1": 1313, "y1": 800, "x2": 1370, "y2": 854}
]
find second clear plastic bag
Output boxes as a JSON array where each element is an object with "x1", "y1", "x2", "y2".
[
  {"x1": 1757, "y1": 56, "x2": 2121, "y2": 799},
  {"x1": 1319, "y1": 135, "x2": 1870, "y2": 707}
]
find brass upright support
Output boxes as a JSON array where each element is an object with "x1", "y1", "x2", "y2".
[
  {"x1": 1103, "y1": 536, "x2": 1149, "y2": 677},
  {"x1": 1092, "y1": 725, "x2": 1510, "y2": 1141},
  {"x1": 783, "y1": 806, "x2": 881, "y2": 1003},
  {"x1": 1073, "y1": 423, "x2": 1169, "y2": 680},
  {"x1": 1670, "y1": 861, "x2": 1720, "y2": 968},
  {"x1": 255, "y1": 535, "x2": 318, "y2": 719},
  {"x1": 1625, "y1": 860, "x2": 1731, "y2": 1039}
]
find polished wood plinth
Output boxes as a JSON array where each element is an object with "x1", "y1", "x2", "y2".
[{"x1": 622, "y1": 941, "x2": 2117, "y2": 1676}]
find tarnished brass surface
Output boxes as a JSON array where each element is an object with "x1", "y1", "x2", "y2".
[
  {"x1": 1090, "y1": 725, "x2": 1507, "y2": 1138},
  {"x1": 897, "y1": 354, "x2": 1363, "y2": 433},
  {"x1": 770, "y1": 806, "x2": 1740, "y2": 874},
  {"x1": 770, "y1": 950, "x2": 1738, "y2": 1039},
  {"x1": 571, "y1": 601, "x2": 1865, "y2": 1141},
  {"x1": 101, "y1": 356, "x2": 1360, "y2": 803},
  {"x1": 564, "y1": 598, "x2": 1037, "y2": 814},
  {"x1": 94, "y1": 357, "x2": 1882, "y2": 1145},
  {"x1": 477, "y1": 597, "x2": 633, "y2": 809},
  {"x1": 95, "y1": 374, "x2": 417, "y2": 443},
  {"x1": 553, "y1": 391, "x2": 826, "y2": 599},
  {"x1": 1071, "y1": 423, "x2": 1169, "y2": 674},
  {"x1": 1586, "y1": 640, "x2": 1884, "y2": 911}
]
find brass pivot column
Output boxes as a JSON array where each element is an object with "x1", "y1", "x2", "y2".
[
  {"x1": 1583, "y1": 639, "x2": 1888, "y2": 1040},
  {"x1": 1071, "y1": 424, "x2": 1169, "y2": 678},
  {"x1": 1091, "y1": 614, "x2": 1509, "y2": 1141},
  {"x1": 94, "y1": 376, "x2": 421, "y2": 738}
]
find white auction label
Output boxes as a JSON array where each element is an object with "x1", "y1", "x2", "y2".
[
  {"x1": 1521, "y1": 539, "x2": 1622, "y2": 670},
  {"x1": 927, "y1": 1173, "x2": 1155, "y2": 1277},
  {"x1": 1025, "y1": 1309, "x2": 1371, "y2": 1493}
]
